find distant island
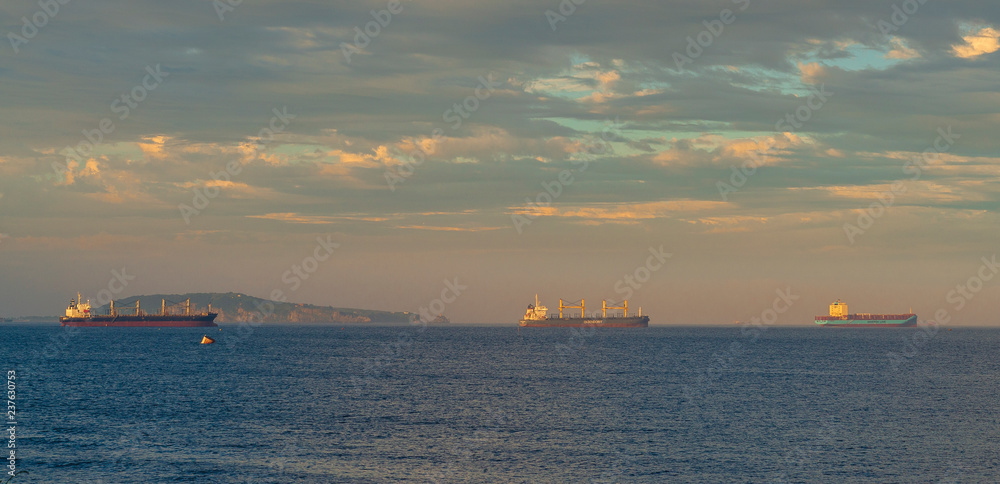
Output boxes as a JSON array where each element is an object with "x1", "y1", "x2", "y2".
[
  {"x1": 2, "y1": 316, "x2": 58, "y2": 324},
  {"x1": 76, "y1": 292, "x2": 418, "y2": 324}
]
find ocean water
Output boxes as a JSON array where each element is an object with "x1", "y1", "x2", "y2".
[{"x1": 2, "y1": 324, "x2": 998, "y2": 483}]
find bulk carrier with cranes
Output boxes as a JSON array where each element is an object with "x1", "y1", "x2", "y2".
[
  {"x1": 519, "y1": 295, "x2": 649, "y2": 327},
  {"x1": 59, "y1": 293, "x2": 218, "y2": 327}
]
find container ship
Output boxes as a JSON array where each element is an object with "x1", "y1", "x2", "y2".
[
  {"x1": 519, "y1": 295, "x2": 649, "y2": 327},
  {"x1": 814, "y1": 299, "x2": 916, "y2": 327},
  {"x1": 59, "y1": 293, "x2": 218, "y2": 327}
]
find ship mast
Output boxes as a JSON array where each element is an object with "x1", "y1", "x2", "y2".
[
  {"x1": 186, "y1": 299, "x2": 190, "y2": 316},
  {"x1": 559, "y1": 299, "x2": 585, "y2": 318},
  {"x1": 162, "y1": 299, "x2": 166, "y2": 316},
  {"x1": 603, "y1": 300, "x2": 628, "y2": 318}
]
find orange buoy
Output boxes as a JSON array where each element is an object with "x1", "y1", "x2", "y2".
[{"x1": 201, "y1": 335, "x2": 215, "y2": 344}]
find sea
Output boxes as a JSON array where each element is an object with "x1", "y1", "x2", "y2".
[{"x1": 1, "y1": 324, "x2": 996, "y2": 483}]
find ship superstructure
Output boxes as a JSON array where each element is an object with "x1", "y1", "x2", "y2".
[
  {"x1": 519, "y1": 295, "x2": 649, "y2": 327},
  {"x1": 814, "y1": 299, "x2": 916, "y2": 327},
  {"x1": 60, "y1": 293, "x2": 218, "y2": 327}
]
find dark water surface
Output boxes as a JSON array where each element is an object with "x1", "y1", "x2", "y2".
[{"x1": 1, "y1": 324, "x2": 997, "y2": 483}]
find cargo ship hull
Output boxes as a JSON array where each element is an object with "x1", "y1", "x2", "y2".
[
  {"x1": 519, "y1": 316, "x2": 649, "y2": 328},
  {"x1": 60, "y1": 315, "x2": 218, "y2": 327},
  {"x1": 814, "y1": 315, "x2": 917, "y2": 327}
]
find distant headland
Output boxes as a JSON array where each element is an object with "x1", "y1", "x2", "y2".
[{"x1": 7, "y1": 292, "x2": 415, "y2": 324}]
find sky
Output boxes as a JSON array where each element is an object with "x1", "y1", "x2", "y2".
[{"x1": 1, "y1": 0, "x2": 1000, "y2": 325}]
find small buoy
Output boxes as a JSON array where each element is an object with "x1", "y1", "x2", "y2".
[{"x1": 201, "y1": 335, "x2": 215, "y2": 344}]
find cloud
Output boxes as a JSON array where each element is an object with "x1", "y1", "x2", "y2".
[
  {"x1": 790, "y1": 182, "x2": 975, "y2": 204},
  {"x1": 650, "y1": 133, "x2": 812, "y2": 167},
  {"x1": 798, "y1": 62, "x2": 828, "y2": 84},
  {"x1": 952, "y1": 26, "x2": 1000, "y2": 59},
  {"x1": 687, "y1": 215, "x2": 769, "y2": 234},
  {"x1": 396, "y1": 225, "x2": 504, "y2": 232},
  {"x1": 245, "y1": 209, "x2": 488, "y2": 227},
  {"x1": 508, "y1": 200, "x2": 729, "y2": 225},
  {"x1": 885, "y1": 37, "x2": 920, "y2": 60},
  {"x1": 137, "y1": 135, "x2": 170, "y2": 160},
  {"x1": 395, "y1": 126, "x2": 582, "y2": 163},
  {"x1": 247, "y1": 213, "x2": 395, "y2": 224}
]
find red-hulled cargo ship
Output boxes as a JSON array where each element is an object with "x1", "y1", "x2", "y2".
[
  {"x1": 519, "y1": 295, "x2": 649, "y2": 327},
  {"x1": 59, "y1": 293, "x2": 218, "y2": 327}
]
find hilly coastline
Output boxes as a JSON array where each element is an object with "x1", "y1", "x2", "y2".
[{"x1": 90, "y1": 292, "x2": 414, "y2": 324}]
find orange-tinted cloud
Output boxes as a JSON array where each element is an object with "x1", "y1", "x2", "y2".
[
  {"x1": 508, "y1": 200, "x2": 728, "y2": 225},
  {"x1": 952, "y1": 26, "x2": 1000, "y2": 58},
  {"x1": 247, "y1": 213, "x2": 395, "y2": 224},
  {"x1": 885, "y1": 37, "x2": 920, "y2": 59},
  {"x1": 798, "y1": 62, "x2": 827, "y2": 84}
]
